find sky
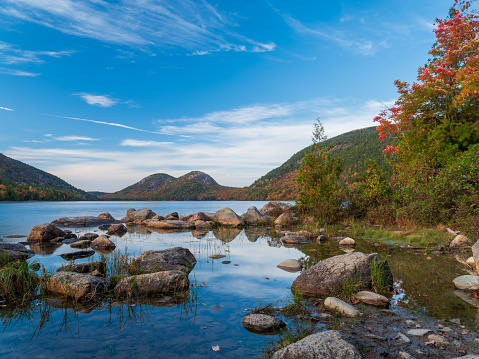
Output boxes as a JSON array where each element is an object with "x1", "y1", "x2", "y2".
[{"x1": 0, "y1": 0, "x2": 454, "y2": 192}]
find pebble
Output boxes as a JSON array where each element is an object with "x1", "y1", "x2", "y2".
[{"x1": 407, "y1": 328, "x2": 432, "y2": 337}]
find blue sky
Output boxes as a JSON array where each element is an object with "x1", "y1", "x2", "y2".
[{"x1": 0, "y1": 0, "x2": 453, "y2": 192}]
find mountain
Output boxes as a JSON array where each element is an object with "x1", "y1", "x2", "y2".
[
  {"x1": 102, "y1": 171, "x2": 238, "y2": 200},
  {"x1": 0, "y1": 153, "x2": 96, "y2": 201}
]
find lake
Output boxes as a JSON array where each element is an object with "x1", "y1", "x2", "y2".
[{"x1": 0, "y1": 201, "x2": 477, "y2": 358}]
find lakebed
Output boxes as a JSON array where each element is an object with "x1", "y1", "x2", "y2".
[{"x1": 0, "y1": 201, "x2": 478, "y2": 358}]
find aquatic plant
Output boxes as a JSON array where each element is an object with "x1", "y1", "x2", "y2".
[{"x1": 281, "y1": 289, "x2": 309, "y2": 316}]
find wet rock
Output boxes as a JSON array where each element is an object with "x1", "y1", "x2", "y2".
[
  {"x1": 27, "y1": 223, "x2": 66, "y2": 243},
  {"x1": 292, "y1": 252, "x2": 392, "y2": 297},
  {"x1": 164, "y1": 212, "x2": 179, "y2": 220},
  {"x1": 146, "y1": 220, "x2": 195, "y2": 230},
  {"x1": 281, "y1": 235, "x2": 310, "y2": 245},
  {"x1": 50, "y1": 237, "x2": 64, "y2": 243},
  {"x1": 64, "y1": 233, "x2": 77, "y2": 240},
  {"x1": 209, "y1": 254, "x2": 226, "y2": 259},
  {"x1": 454, "y1": 290, "x2": 479, "y2": 306},
  {"x1": 243, "y1": 206, "x2": 269, "y2": 226},
  {"x1": 274, "y1": 213, "x2": 297, "y2": 226},
  {"x1": 46, "y1": 272, "x2": 107, "y2": 301},
  {"x1": 453, "y1": 275, "x2": 479, "y2": 290},
  {"x1": 107, "y1": 223, "x2": 127, "y2": 236},
  {"x1": 449, "y1": 234, "x2": 473, "y2": 248},
  {"x1": 98, "y1": 224, "x2": 110, "y2": 230},
  {"x1": 215, "y1": 208, "x2": 244, "y2": 227},
  {"x1": 70, "y1": 240, "x2": 91, "y2": 249},
  {"x1": 79, "y1": 233, "x2": 99, "y2": 241},
  {"x1": 317, "y1": 235, "x2": 328, "y2": 243},
  {"x1": 339, "y1": 237, "x2": 356, "y2": 246},
  {"x1": 242, "y1": 314, "x2": 286, "y2": 334},
  {"x1": 59, "y1": 250, "x2": 95, "y2": 260},
  {"x1": 406, "y1": 328, "x2": 432, "y2": 336},
  {"x1": 98, "y1": 212, "x2": 115, "y2": 221},
  {"x1": 57, "y1": 261, "x2": 106, "y2": 275},
  {"x1": 222, "y1": 261, "x2": 231, "y2": 264},
  {"x1": 355, "y1": 291, "x2": 390, "y2": 307},
  {"x1": 194, "y1": 220, "x2": 209, "y2": 229},
  {"x1": 130, "y1": 247, "x2": 196, "y2": 274},
  {"x1": 272, "y1": 330, "x2": 361, "y2": 359},
  {"x1": 122, "y1": 208, "x2": 157, "y2": 222},
  {"x1": 183, "y1": 212, "x2": 212, "y2": 223},
  {"x1": 51, "y1": 216, "x2": 120, "y2": 227},
  {"x1": 114, "y1": 270, "x2": 189, "y2": 298},
  {"x1": 427, "y1": 334, "x2": 449, "y2": 346},
  {"x1": 0, "y1": 242, "x2": 35, "y2": 263},
  {"x1": 277, "y1": 259, "x2": 302, "y2": 272},
  {"x1": 324, "y1": 297, "x2": 360, "y2": 317},
  {"x1": 90, "y1": 235, "x2": 116, "y2": 251}
]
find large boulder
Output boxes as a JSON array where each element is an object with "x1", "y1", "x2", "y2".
[
  {"x1": 129, "y1": 247, "x2": 196, "y2": 275},
  {"x1": 215, "y1": 208, "x2": 244, "y2": 227},
  {"x1": 98, "y1": 212, "x2": 115, "y2": 221},
  {"x1": 242, "y1": 314, "x2": 286, "y2": 334},
  {"x1": 46, "y1": 272, "x2": 107, "y2": 301},
  {"x1": 449, "y1": 234, "x2": 473, "y2": 248},
  {"x1": 183, "y1": 212, "x2": 212, "y2": 223},
  {"x1": 114, "y1": 270, "x2": 189, "y2": 299},
  {"x1": 146, "y1": 220, "x2": 195, "y2": 230},
  {"x1": 0, "y1": 242, "x2": 35, "y2": 263},
  {"x1": 107, "y1": 223, "x2": 127, "y2": 236},
  {"x1": 272, "y1": 330, "x2": 361, "y2": 359},
  {"x1": 291, "y1": 252, "x2": 392, "y2": 297},
  {"x1": 243, "y1": 206, "x2": 269, "y2": 226},
  {"x1": 122, "y1": 208, "x2": 157, "y2": 222},
  {"x1": 90, "y1": 235, "x2": 116, "y2": 251},
  {"x1": 259, "y1": 202, "x2": 289, "y2": 218},
  {"x1": 27, "y1": 223, "x2": 66, "y2": 243},
  {"x1": 274, "y1": 213, "x2": 297, "y2": 226},
  {"x1": 51, "y1": 216, "x2": 120, "y2": 227}
]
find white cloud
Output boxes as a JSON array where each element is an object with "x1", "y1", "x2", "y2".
[
  {"x1": 74, "y1": 93, "x2": 118, "y2": 107},
  {"x1": 121, "y1": 139, "x2": 174, "y2": 147},
  {"x1": 0, "y1": 106, "x2": 13, "y2": 111},
  {"x1": 0, "y1": 67, "x2": 40, "y2": 76},
  {"x1": 55, "y1": 136, "x2": 99, "y2": 141},
  {"x1": 0, "y1": 0, "x2": 276, "y2": 54}
]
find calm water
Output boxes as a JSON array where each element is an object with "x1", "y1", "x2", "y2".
[{"x1": 0, "y1": 201, "x2": 477, "y2": 358}]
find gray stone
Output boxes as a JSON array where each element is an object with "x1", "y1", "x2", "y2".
[
  {"x1": 46, "y1": 272, "x2": 107, "y2": 301},
  {"x1": 243, "y1": 206, "x2": 269, "y2": 226},
  {"x1": 277, "y1": 259, "x2": 302, "y2": 272},
  {"x1": 453, "y1": 275, "x2": 479, "y2": 290},
  {"x1": 324, "y1": 297, "x2": 360, "y2": 317},
  {"x1": 397, "y1": 352, "x2": 416, "y2": 359},
  {"x1": 130, "y1": 247, "x2": 196, "y2": 274},
  {"x1": 51, "y1": 216, "x2": 121, "y2": 227},
  {"x1": 114, "y1": 270, "x2": 189, "y2": 298},
  {"x1": 395, "y1": 332, "x2": 411, "y2": 344},
  {"x1": 452, "y1": 356, "x2": 479, "y2": 359},
  {"x1": 406, "y1": 328, "x2": 432, "y2": 336},
  {"x1": 272, "y1": 330, "x2": 361, "y2": 359},
  {"x1": 355, "y1": 291, "x2": 390, "y2": 307},
  {"x1": 27, "y1": 223, "x2": 66, "y2": 242},
  {"x1": 122, "y1": 208, "x2": 157, "y2": 222},
  {"x1": 0, "y1": 242, "x2": 35, "y2": 263},
  {"x1": 427, "y1": 334, "x2": 449, "y2": 346},
  {"x1": 242, "y1": 314, "x2": 286, "y2": 333}
]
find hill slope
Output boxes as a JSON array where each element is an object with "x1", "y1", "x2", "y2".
[{"x1": 0, "y1": 153, "x2": 96, "y2": 201}]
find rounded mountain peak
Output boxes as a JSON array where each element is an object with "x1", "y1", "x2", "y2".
[{"x1": 186, "y1": 171, "x2": 218, "y2": 186}]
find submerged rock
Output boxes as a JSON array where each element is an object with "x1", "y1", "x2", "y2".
[
  {"x1": 46, "y1": 272, "x2": 107, "y2": 301},
  {"x1": 324, "y1": 297, "x2": 360, "y2": 317},
  {"x1": 272, "y1": 330, "x2": 361, "y2": 359},
  {"x1": 277, "y1": 259, "x2": 302, "y2": 272},
  {"x1": 242, "y1": 314, "x2": 286, "y2": 334},
  {"x1": 27, "y1": 223, "x2": 66, "y2": 243},
  {"x1": 130, "y1": 247, "x2": 196, "y2": 274},
  {"x1": 59, "y1": 250, "x2": 95, "y2": 260}
]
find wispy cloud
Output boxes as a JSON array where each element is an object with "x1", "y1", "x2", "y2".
[
  {"x1": 74, "y1": 93, "x2": 118, "y2": 108},
  {"x1": 55, "y1": 136, "x2": 99, "y2": 141},
  {"x1": 0, "y1": 106, "x2": 13, "y2": 111},
  {"x1": 0, "y1": 0, "x2": 276, "y2": 54},
  {"x1": 0, "y1": 67, "x2": 40, "y2": 76},
  {"x1": 121, "y1": 139, "x2": 174, "y2": 147},
  {"x1": 0, "y1": 41, "x2": 76, "y2": 64}
]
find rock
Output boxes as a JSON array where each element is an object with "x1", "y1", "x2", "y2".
[
  {"x1": 339, "y1": 237, "x2": 356, "y2": 246},
  {"x1": 130, "y1": 247, "x2": 196, "y2": 274},
  {"x1": 51, "y1": 216, "x2": 121, "y2": 227},
  {"x1": 164, "y1": 212, "x2": 179, "y2": 220},
  {"x1": 79, "y1": 233, "x2": 99, "y2": 241},
  {"x1": 27, "y1": 223, "x2": 66, "y2": 243},
  {"x1": 329, "y1": 236, "x2": 346, "y2": 242},
  {"x1": 259, "y1": 202, "x2": 288, "y2": 218},
  {"x1": 277, "y1": 259, "x2": 302, "y2": 272},
  {"x1": 209, "y1": 254, "x2": 226, "y2": 259},
  {"x1": 194, "y1": 220, "x2": 208, "y2": 229},
  {"x1": 242, "y1": 314, "x2": 286, "y2": 333},
  {"x1": 90, "y1": 235, "x2": 116, "y2": 251},
  {"x1": 50, "y1": 237, "x2": 64, "y2": 243},
  {"x1": 98, "y1": 212, "x2": 115, "y2": 221},
  {"x1": 452, "y1": 356, "x2": 479, "y2": 359},
  {"x1": 274, "y1": 213, "x2": 297, "y2": 226},
  {"x1": 281, "y1": 235, "x2": 310, "y2": 245},
  {"x1": 317, "y1": 235, "x2": 328, "y2": 243},
  {"x1": 355, "y1": 291, "x2": 390, "y2": 307},
  {"x1": 146, "y1": 220, "x2": 195, "y2": 230},
  {"x1": 453, "y1": 275, "x2": 479, "y2": 290},
  {"x1": 243, "y1": 206, "x2": 269, "y2": 226},
  {"x1": 449, "y1": 234, "x2": 473, "y2": 248},
  {"x1": 57, "y1": 261, "x2": 106, "y2": 275},
  {"x1": 114, "y1": 270, "x2": 189, "y2": 298},
  {"x1": 46, "y1": 272, "x2": 106, "y2": 300},
  {"x1": 59, "y1": 250, "x2": 95, "y2": 260},
  {"x1": 107, "y1": 223, "x2": 127, "y2": 236},
  {"x1": 397, "y1": 352, "x2": 415, "y2": 359},
  {"x1": 427, "y1": 334, "x2": 449, "y2": 346},
  {"x1": 472, "y1": 239, "x2": 479, "y2": 272},
  {"x1": 123, "y1": 208, "x2": 157, "y2": 222},
  {"x1": 70, "y1": 240, "x2": 91, "y2": 249},
  {"x1": 215, "y1": 208, "x2": 244, "y2": 227},
  {"x1": 64, "y1": 233, "x2": 77, "y2": 240},
  {"x1": 292, "y1": 252, "x2": 392, "y2": 297},
  {"x1": 183, "y1": 212, "x2": 212, "y2": 223},
  {"x1": 406, "y1": 328, "x2": 432, "y2": 336},
  {"x1": 324, "y1": 297, "x2": 360, "y2": 317},
  {"x1": 395, "y1": 332, "x2": 411, "y2": 344},
  {"x1": 467, "y1": 256, "x2": 475, "y2": 266},
  {"x1": 272, "y1": 330, "x2": 361, "y2": 359},
  {"x1": 98, "y1": 224, "x2": 110, "y2": 230},
  {"x1": 0, "y1": 242, "x2": 35, "y2": 263}
]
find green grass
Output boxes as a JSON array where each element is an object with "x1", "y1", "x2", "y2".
[
  {"x1": 101, "y1": 247, "x2": 135, "y2": 277},
  {"x1": 281, "y1": 290, "x2": 310, "y2": 316},
  {"x1": 0, "y1": 260, "x2": 42, "y2": 304},
  {"x1": 370, "y1": 258, "x2": 393, "y2": 295},
  {"x1": 246, "y1": 301, "x2": 276, "y2": 315},
  {"x1": 363, "y1": 227, "x2": 451, "y2": 246},
  {"x1": 336, "y1": 276, "x2": 365, "y2": 301}
]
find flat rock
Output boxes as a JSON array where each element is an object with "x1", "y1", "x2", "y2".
[
  {"x1": 215, "y1": 208, "x2": 244, "y2": 227},
  {"x1": 46, "y1": 271, "x2": 107, "y2": 301},
  {"x1": 59, "y1": 250, "x2": 95, "y2": 260},
  {"x1": 57, "y1": 261, "x2": 106, "y2": 275},
  {"x1": 242, "y1": 314, "x2": 286, "y2": 334},
  {"x1": 114, "y1": 270, "x2": 189, "y2": 298},
  {"x1": 277, "y1": 259, "x2": 302, "y2": 272},
  {"x1": 51, "y1": 216, "x2": 121, "y2": 227},
  {"x1": 0, "y1": 242, "x2": 35, "y2": 263},
  {"x1": 130, "y1": 247, "x2": 196, "y2": 274},
  {"x1": 453, "y1": 275, "x2": 479, "y2": 290},
  {"x1": 27, "y1": 223, "x2": 66, "y2": 243},
  {"x1": 70, "y1": 240, "x2": 91, "y2": 249},
  {"x1": 272, "y1": 330, "x2": 361, "y2": 359},
  {"x1": 324, "y1": 297, "x2": 360, "y2": 317},
  {"x1": 209, "y1": 254, "x2": 226, "y2": 259},
  {"x1": 146, "y1": 220, "x2": 195, "y2": 230},
  {"x1": 281, "y1": 235, "x2": 310, "y2": 245},
  {"x1": 91, "y1": 235, "x2": 116, "y2": 250},
  {"x1": 406, "y1": 328, "x2": 432, "y2": 336},
  {"x1": 355, "y1": 291, "x2": 389, "y2": 307}
]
